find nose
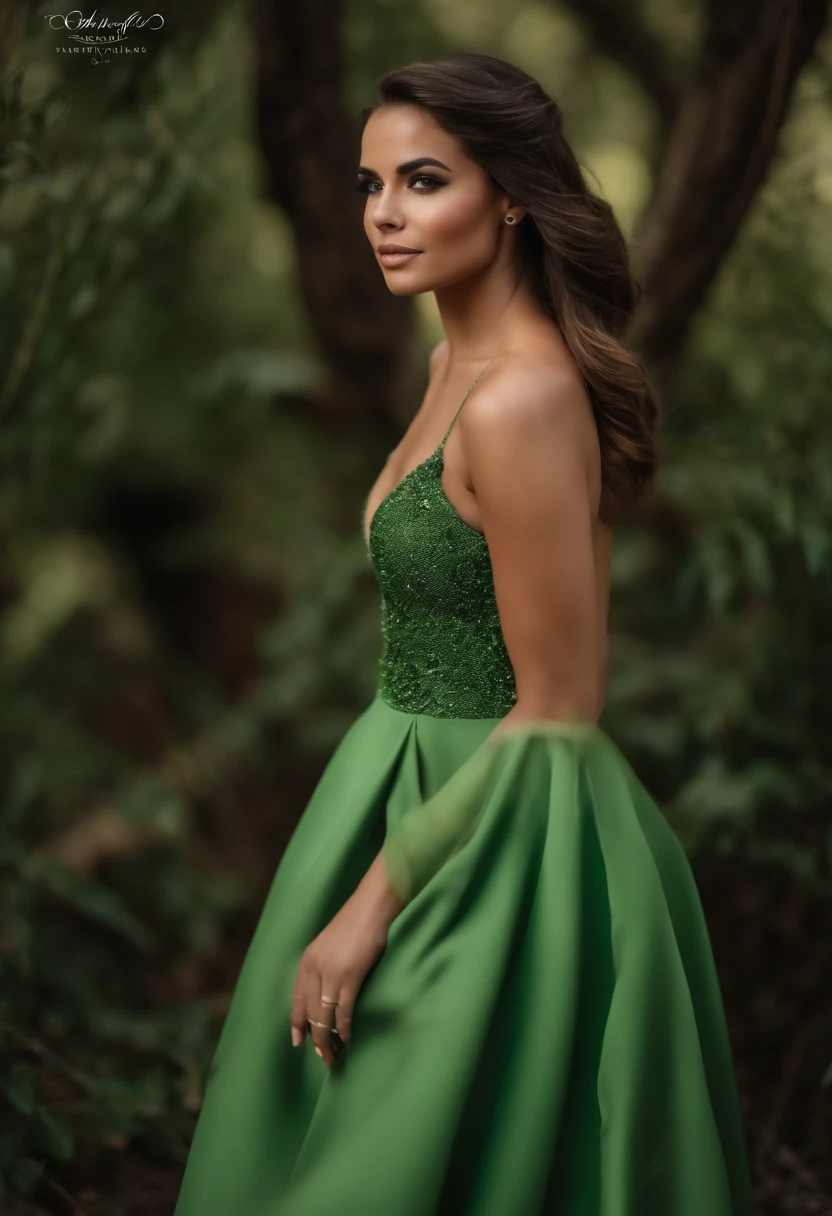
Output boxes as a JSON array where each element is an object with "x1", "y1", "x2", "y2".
[
  {"x1": 373, "y1": 211, "x2": 402, "y2": 233},
  {"x1": 369, "y1": 192, "x2": 403, "y2": 232}
]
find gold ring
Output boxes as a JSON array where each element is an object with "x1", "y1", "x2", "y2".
[{"x1": 307, "y1": 1018, "x2": 340, "y2": 1034}]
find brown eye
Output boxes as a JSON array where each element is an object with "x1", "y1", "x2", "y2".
[
  {"x1": 410, "y1": 174, "x2": 444, "y2": 191},
  {"x1": 354, "y1": 174, "x2": 444, "y2": 195}
]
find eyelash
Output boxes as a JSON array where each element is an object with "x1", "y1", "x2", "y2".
[{"x1": 354, "y1": 173, "x2": 444, "y2": 195}]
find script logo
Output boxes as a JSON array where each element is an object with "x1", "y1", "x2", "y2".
[{"x1": 44, "y1": 9, "x2": 165, "y2": 63}]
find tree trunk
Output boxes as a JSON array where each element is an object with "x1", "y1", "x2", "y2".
[{"x1": 252, "y1": 0, "x2": 418, "y2": 422}]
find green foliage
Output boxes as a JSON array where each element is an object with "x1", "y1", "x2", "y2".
[
  {"x1": 604, "y1": 89, "x2": 832, "y2": 888},
  {"x1": 0, "y1": 4, "x2": 387, "y2": 1199}
]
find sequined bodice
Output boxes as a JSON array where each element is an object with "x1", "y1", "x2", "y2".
[{"x1": 360, "y1": 361, "x2": 517, "y2": 719}]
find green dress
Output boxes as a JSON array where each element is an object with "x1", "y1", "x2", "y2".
[{"x1": 174, "y1": 364, "x2": 753, "y2": 1216}]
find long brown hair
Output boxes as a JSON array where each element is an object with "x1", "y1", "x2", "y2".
[{"x1": 361, "y1": 52, "x2": 659, "y2": 524}]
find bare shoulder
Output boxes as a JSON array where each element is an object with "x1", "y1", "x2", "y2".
[
  {"x1": 469, "y1": 353, "x2": 589, "y2": 424},
  {"x1": 461, "y1": 353, "x2": 597, "y2": 483}
]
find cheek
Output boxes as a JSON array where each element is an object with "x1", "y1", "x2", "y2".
[
  {"x1": 419, "y1": 192, "x2": 497, "y2": 282},
  {"x1": 423, "y1": 191, "x2": 491, "y2": 249}
]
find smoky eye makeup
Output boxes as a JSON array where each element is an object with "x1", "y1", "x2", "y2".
[{"x1": 354, "y1": 173, "x2": 447, "y2": 195}]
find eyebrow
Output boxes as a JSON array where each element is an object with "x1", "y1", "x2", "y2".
[{"x1": 356, "y1": 156, "x2": 453, "y2": 177}]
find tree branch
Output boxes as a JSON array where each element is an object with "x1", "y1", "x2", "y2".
[
  {"x1": 558, "y1": 0, "x2": 681, "y2": 130},
  {"x1": 627, "y1": 0, "x2": 831, "y2": 371}
]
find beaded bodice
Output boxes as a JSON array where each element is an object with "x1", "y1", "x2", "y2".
[{"x1": 361, "y1": 360, "x2": 517, "y2": 719}]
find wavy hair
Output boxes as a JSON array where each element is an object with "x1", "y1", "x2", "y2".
[{"x1": 360, "y1": 52, "x2": 659, "y2": 523}]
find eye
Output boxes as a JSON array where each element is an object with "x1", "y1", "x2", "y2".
[
  {"x1": 354, "y1": 173, "x2": 446, "y2": 195},
  {"x1": 410, "y1": 173, "x2": 444, "y2": 191}
]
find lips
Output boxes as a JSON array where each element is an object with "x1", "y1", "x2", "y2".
[{"x1": 378, "y1": 245, "x2": 422, "y2": 267}]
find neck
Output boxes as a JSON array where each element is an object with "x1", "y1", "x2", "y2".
[{"x1": 433, "y1": 259, "x2": 543, "y2": 365}]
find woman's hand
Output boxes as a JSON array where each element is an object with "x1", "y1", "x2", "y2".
[{"x1": 289, "y1": 851, "x2": 405, "y2": 1069}]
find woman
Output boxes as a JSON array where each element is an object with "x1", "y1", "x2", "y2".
[{"x1": 174, "y1": 52, "x2": 753, "y2": 1215}]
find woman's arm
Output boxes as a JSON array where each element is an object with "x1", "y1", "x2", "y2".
[
  {"x1": 361, "y1": 363, "x2": 604, "y2": 918},
  {"x1": 370, "y1": 364, "x2": 606, "y2": 903},
  {"x1": 462, "y1": 359, "x2": 603, "y2": 736}
]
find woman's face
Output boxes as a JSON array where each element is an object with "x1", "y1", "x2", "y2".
[{"x1": 358, "y1": 105, "x2": 513, "y2": 295}]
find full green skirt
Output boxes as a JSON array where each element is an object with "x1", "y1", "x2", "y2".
[{"x1": 174, "y1": 694, "x2": 752, "y2": 1216}]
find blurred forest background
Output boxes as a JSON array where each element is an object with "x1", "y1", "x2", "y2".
[{"x1": 1, "y1": 0, "x2": 832, "y2": 1212}]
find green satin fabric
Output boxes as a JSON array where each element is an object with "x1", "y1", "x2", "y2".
[{"x1": 174, "y1": 694, "x2": 753, "y2": 1215}]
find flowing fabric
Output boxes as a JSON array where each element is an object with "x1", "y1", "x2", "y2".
[{"x1": 173, "y1": 695, "x2": 753, "y2": 1216}]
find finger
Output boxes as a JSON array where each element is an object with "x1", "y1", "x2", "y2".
[
  {"x1": 321, "y1": 991, "x2": 345, "y2": 1061},
  {"x1": 290, "y1": 961, "x2": 309, "y2": 1047},
  {"x1": 334, "y1": 984, "x2": 358, "y2": 1047},
  {"x1": 307, "y1": 974, "x2": 337, "y2": 1068}
]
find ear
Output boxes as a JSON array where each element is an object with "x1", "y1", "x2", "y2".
[{"x1": 501, "y1": 193, "x2": 526, "y2": 224}]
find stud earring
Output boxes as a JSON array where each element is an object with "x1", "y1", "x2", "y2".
[{"x1": 505, "y1": 214, "x2": 516, "y2": 225}]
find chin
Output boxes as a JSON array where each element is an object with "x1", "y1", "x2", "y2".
[{"x1": 383, "y1": 277, "x2": 429, "y2": 297}]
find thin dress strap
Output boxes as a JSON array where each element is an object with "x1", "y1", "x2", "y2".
[{"x1": 439, "y1": 358, "x2": 494, "y2": 450}]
